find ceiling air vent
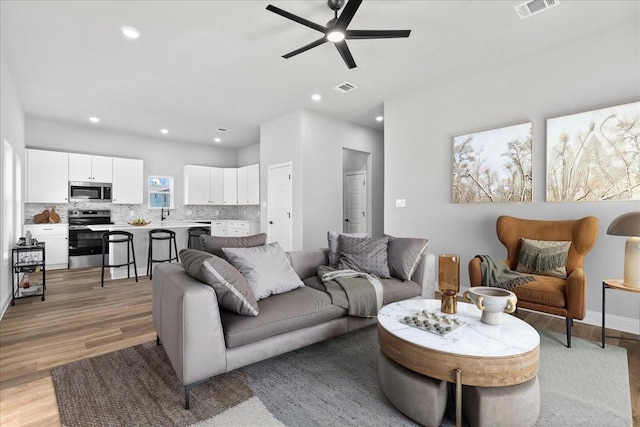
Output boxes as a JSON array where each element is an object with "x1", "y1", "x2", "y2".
[
  {"x1": 515, "y1": 0, "x2": 558, "y2": 20},
  {"x1": 216, "y1": 127, "x2": 228, "y2": 132},
  {"x1": 333, "y1": 82, "x2": 358, "y2": 94}
]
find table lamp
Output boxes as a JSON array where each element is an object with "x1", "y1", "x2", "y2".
[{"x1": 607, "y1": 211, "x2": 640, "y2": 288}]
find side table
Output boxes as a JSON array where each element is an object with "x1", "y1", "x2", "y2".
[{"x1": 602, "y1": 279, "x2": 640, "y2": 348}]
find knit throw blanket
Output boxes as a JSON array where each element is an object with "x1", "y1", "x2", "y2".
[
  {"x1": 317, "y1": 265, "x2": 383, "y2": 317},
  {"x1": 475, "y1": 255, "x2": 534, "y2": 291}
]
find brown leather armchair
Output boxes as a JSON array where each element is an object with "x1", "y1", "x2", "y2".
[{"x1": 469, "y1": 215, "x2": 599, "y2": 347}]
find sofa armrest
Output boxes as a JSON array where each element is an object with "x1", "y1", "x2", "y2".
[
  {"x1": 152, "y1": 263, "x2": 227, "y2": 386},
  {"x1": 565, "y1": 267, "x2": 586, "y2": 320},
  {"x1": 414, "y1": 252, "x2": 437, "y2": 298}
]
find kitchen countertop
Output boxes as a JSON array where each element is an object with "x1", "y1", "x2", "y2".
[{"x1": 87, "y1": 222, "x2": 212, "y2": 231}]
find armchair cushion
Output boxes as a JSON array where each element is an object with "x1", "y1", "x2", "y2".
[{"x1": 516, "y1": 239, "x2": 571, "y2": 278}]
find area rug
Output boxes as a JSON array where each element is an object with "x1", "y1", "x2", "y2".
[{"x1": 51, "y1": 326, "x2": 632, "y2": 427}]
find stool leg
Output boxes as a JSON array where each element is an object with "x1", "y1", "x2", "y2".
[
  {"x1": 101, "y1": 239, "x2": 106, "y2": 287},
  {"x1": 173, "y1": 236, "x2": 178, "y2": 263},
  {"x1": 131, "y1": 238, "x2": 138, "y2": 283},
  {"x1": 147, "y1": 236, "x2": 152, "y2": 278},
  {"x1": 126, "y1": 238, "x2": 131, "y2": 279}
]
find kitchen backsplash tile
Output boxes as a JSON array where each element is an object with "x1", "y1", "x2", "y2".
[{"x1": 25, "y1": 203, "x2": 260, "y2": 224}]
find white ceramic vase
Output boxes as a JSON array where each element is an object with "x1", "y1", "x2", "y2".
[{"x1": 463, "y1": 287, "x2": 517, "y2": 325}]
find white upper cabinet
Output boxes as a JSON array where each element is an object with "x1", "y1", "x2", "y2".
[
  {"x1": 237, "y1": 164, "x2": 259, "y2": 205},
  {"x1": 112, "y1": 158, "x2": 144, "y2": 204},
  {"x1": 25, "y1": 149, "x2": 69, "y2": 203},
  {"x1": 68, "y1": 153, "x2": 113, "y2": 182},
  {"x1": 223, "y1": 168, "x2": 238, "y2": 205},
  {"x1": 183, "y1": 165, "x2": 225, "y2": 205}
]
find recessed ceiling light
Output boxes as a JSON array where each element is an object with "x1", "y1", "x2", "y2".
[
  {"x1": 160, "y1": 129, "x2": 169, "y2": 134},
  {"x1": 214, "y1": 137, "x2": 222, "y2": 143},
  {"x1": 375, "y1": 116, "x2": 384, "y2": 122},
  {"x1": 121, "y1": 26, "x2": 140, "y2": 40},
  {"x1": 311, "y1": 93, "x2": 322, "y2": 102},
  {"x1": 89, "y1": 117, "x2": 100, "y2": 123}
]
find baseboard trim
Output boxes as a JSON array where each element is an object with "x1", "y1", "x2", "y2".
[{"x1": 518, "y1": 307, "x2": 639, "y2": 335}]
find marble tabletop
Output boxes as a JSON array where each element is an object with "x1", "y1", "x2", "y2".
[{"x1": 378, "y1": 299, "x2": 539, "y2": 358}]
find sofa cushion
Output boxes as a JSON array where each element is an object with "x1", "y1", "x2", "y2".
[
  {"x1": 336, "y1": 235, "x2": 391, "y2": 278},
  {"x1": 179, "y1": 249, "x2": 259, "y2": 316},
  {"x1": 223, "y1": 242, "x2": 304, "y2": 300},
  {"x1": 200, "y1": 233, "x2": 267, "y2": 258},
  {"x1": 220, "y1": 286, "x2": 347, "y2": 348},
  {"x1": 327, "y1": 231, "x2": 368, "y2": 266},
  {"x1": 516, "y1": 238, "x2": 570, "y2": 278},
  {"x1": 387, "y1": 236, "x2": 430, "y2": 281},
  {"x1": 512, "y1": 275, "x2": 566, "y2": 308}
]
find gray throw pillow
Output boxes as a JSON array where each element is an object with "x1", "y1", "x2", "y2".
[
  {"x1": 179, "y1": 249, "x2": 259, "y2": 316},
  {"x1": 387, "y1": 236, "x2": 430, "y2": 281},
  {"x1": 200, "y1": 233, "x2": 267, "y2": 258},
  {"x1": 222, "y1": 242, "x2": 304, "y2": 300},
  {"x1": 327, "y1": 231, "x2": 368, "y2": 266},
  {"x1": 336, "y1": 235, "x2": 391, "y2": 278},
  {"x1": 516, "y1": 238, "x2": 571, "y2": 278}
]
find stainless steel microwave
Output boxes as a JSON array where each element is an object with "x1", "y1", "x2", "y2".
[{"x1": 69, "y1": 181, "x2": 112, "y2": 203}]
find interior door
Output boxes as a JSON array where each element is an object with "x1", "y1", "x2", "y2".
[
  {"x1": 343, "y1": 171, "x2": 367, "y2": 234},
  {"x1": 267, "y1": 162, "x2": 293, "y2": 251}
]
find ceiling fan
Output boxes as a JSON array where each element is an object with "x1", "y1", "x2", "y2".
[{"x1": 266, "y1": 0, "x2": 411, "y2": 69}]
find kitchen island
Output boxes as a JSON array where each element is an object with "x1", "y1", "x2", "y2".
[{"x1": 88, "y1": 222, "x2": 210, "y2": 280}]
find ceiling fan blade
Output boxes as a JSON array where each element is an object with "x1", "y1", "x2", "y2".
[
  {"x1": 266, "y1": 4, "x2": 326, "y2": 33},
  {"x1": 334, "y1": 40, "x2": 357, "y2": 69},
  {"x1": 346, "y1": 29, "x2": 411, "y2": 39},
  {"x1": 282, "y1": 37, "x2": 328, "y2": 58},
  {"x1": 335, "y1": 0, "x2": 363, "y2": 30}
]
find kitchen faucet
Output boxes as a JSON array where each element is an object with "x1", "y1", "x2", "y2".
[{"x1": 161, "y1": 206, "x2": 169, "y2": 222}]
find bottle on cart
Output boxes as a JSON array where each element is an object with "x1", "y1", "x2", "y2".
[
  {"x1": 22, "y1": 274, "x2": 30, "y2": 289},
  {"x1": 25, "y1": 230, "x2": 32, "y2": 246}
]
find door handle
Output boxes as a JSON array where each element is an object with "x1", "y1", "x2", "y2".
[
  {"x1": 345, "y1": 219, "x2": 349, "y2": 222},
  {"x1": 269, "y1": 221, "x2": 274, "y2": 224},
  {"x1": 287, "y1": 212, "x2": 291, "y2": 218}
]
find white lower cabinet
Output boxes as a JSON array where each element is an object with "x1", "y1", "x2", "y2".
[
  {"x1": 209, "y1": 221, "x2": 259, "y2": 237},
  {"x1": 23, "y1": 224, "x2": 69, "y2": 269}
]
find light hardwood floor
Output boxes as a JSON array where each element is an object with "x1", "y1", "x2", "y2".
[{"x1": 0, "y1": 267, "x2": 638, "y2": 426}]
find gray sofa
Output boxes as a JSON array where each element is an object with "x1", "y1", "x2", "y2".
[{"x1": 152, "y1": 247, "x2": 436, "y2": 409}]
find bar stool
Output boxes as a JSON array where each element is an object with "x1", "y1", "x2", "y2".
[
  {"x1": 101, "y1": 231, "x2": 138, "y2": 287},
  {"x1": 147, "y1": 229, "x2": 179, "y2": 279},
  {"x1": 187, "y1": 227, "x2": 210, "y2": 251}
]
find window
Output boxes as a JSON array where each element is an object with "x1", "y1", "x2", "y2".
[{"x1": 148, "y1": 175, "x2": 174, "y2": 209}]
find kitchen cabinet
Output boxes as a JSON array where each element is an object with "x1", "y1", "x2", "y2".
[
  {"x1": 183, "y1": 165, "x2": 224, "y2": 205},
  {"x1": 210, "y1": 221, "x2": 228, "y2": 236},
  {"x1": 227, "y1": 221, "x2": 260, "y2": 237},
  {"x1": 25, "y1": 149, "x2": 69, "y2": 203},
  {"x1": 223, "y1": 168, "x2": 238, "y2": 205},
  {"x1": 112, "y1": 158, "x2": 144, "y2": 204},
  {"x1": 68, "y1": 153, "x2": 113, "y2": 182},
  {"x1": 237, "y1": 164, "x2": 260, "y2": 205},
  {"x1": 23, "y1": 224, "x2": 68, "y2": 269}
]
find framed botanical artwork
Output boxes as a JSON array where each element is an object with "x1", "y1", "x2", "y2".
[
  {"x1": 546, "y1": 101, "x2": 640, "y2": 202},
  {"x1": 452, "y1": 122, "x2": 533, "y2": 203}
]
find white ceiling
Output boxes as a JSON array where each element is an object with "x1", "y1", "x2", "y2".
[{"x1": 1, "y1": 1, "x2": 638, "y2": 149}]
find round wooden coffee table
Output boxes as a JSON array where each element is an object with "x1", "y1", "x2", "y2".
[{"x1": 378, "y1": 299, "x2": 540, "y2": 427}]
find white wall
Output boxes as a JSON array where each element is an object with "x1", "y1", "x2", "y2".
[
  {"x1": 260, "y1": 110, "x2": 384, "y2": 250},
  {"x1": 260, "y1": 110, "x2": 304, "y2": 249},
  {"x1": 0, "y1": 51, "x2": 26, "y2": 318},
  {"x1": 301, "y1": 110, "x2": 383, "y2": 249},
  {"x1": 384, "y1": 23, "x2": 640, "y2": 332},
  {"x1": 26, "y1": 118, "x2": 238, "y2": 210},
  {"x1": 238, "y1": 143, "x2": 260, "y2": 167}
]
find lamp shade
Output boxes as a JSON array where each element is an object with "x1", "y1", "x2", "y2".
[
  {"x1": 608, "y1": 211, "x2": 640, "y2": 288},
  {"x1": 607, "y1": 212, "x2": 640, "y2": 237}
]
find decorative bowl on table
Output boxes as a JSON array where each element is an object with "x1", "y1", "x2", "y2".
[
  {"x1": 127, "y1": 219, "x2": 151, "y2": 226},
  {"x1": 463, "y1": 287, "x2": 517, "y2": 325}
]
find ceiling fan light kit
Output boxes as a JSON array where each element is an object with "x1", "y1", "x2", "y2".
[{"x1": 266, "y1": 0, "x2": 411, "y2": 69}]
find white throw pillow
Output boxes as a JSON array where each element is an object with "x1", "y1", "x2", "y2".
[{"x1": 222, "y1": 242, "x2": 304, "y2": 300}]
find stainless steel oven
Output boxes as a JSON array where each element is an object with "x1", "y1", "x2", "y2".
[
  {"x1": 68, "y1": 210, "x2": 112, "y2": 268},
  {"x1": 69, "y1": 181, "x2": 112, "y2": 203}
]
